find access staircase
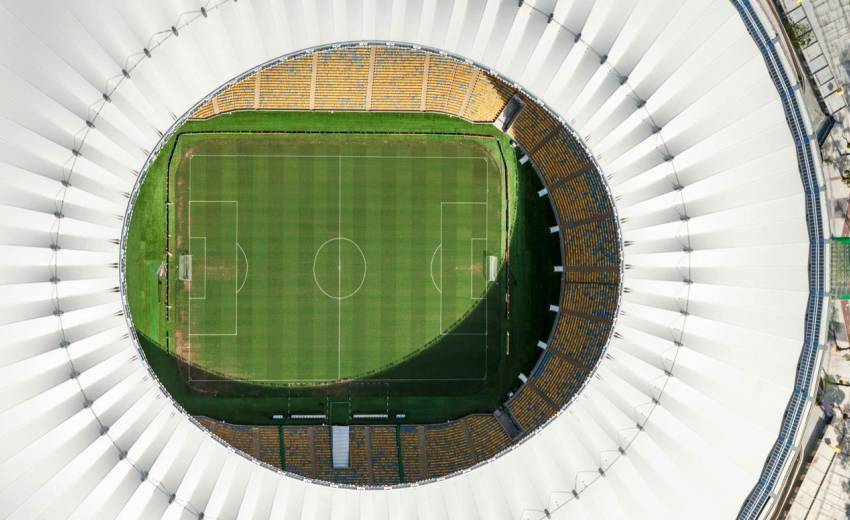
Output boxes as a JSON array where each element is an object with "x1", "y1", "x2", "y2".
[{"x1": 332, "y1": 425, "x2": 350, "y2": 469}]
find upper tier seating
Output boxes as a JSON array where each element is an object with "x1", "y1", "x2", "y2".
[
  {"x1": 258, "y1": 57, "x2": 312, "y2": 110},
  {"x1": 371, "y1": 47, "x2": 425, "y2": 111},
  {"x1": 466, "y1": 414, "x2": 512, "y2": 461},
  {"x1": 315, "y1": 47, "x2": 369, "y2": 110},
  {"x1": 191, "y1": 45, "x2": 512, "y2": 123},
  {"x1": 214, "y1": 74, "x2": 256, "y2": 113},
  {"x1": 463, "y1": 72, "x2": 515, "y2": 122},
  {"x1": 423, "y1": 55, "x2": 474, "y2": 115}
]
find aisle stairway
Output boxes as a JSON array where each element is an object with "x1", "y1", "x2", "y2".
[{"x1": 332, "y1": 426, "x2": 350, "y2": 469}]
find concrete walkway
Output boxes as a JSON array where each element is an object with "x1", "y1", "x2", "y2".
[
  {"x1": 754, "y1": 2, "x2": 850, "y2": 517},
  {"x1": 786, "y1": 416, "x2": 849, "y2": 519}
]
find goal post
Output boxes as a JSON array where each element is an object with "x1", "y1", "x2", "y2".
[{"x1": 488, "y1": 255, "x2": 498, "y2": 282}]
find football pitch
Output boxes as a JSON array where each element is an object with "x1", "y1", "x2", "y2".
[{"x1": 170, "y1": 133, "x2": 506, "y2": 386}]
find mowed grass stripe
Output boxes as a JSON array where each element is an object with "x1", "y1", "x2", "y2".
[
  {"x1": 409, "y1": 156, "x2": 430, "y2": 365},
  {"x1": 345, "y1": 155, "x2": 380, "y2": 376},
  {"x1": 301, "y1": 156, "x2": 337, "y2": 379},
  {"x1": 253, "y1": 142, "x2": 268, "y2": 377}
]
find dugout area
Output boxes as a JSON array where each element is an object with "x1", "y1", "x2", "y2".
[{"x1": 126, "y1": 112, "x2": 561, "y2": 424}]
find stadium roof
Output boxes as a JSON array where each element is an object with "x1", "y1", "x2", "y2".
[{"x1": 0, "y1": 1, "x2": 827, "y2": 519}]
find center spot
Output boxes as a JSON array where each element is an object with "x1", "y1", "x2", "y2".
[{"x1": 312, "y1": 237, "x2": 367, "y2": 300}]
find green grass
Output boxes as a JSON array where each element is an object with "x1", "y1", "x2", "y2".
[
  {"x1": 125, "y1": 144, "x2": 168, "y2": 349},
  {"x1": 126, "y1": 111, "x2": 560, "y2": 424},
  {"x1": 172, "y1": 133, "x2": 502, "y2": 384}
]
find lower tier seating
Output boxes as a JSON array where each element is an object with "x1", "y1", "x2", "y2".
[
  {"x1": 370, "y1": 426, "x2": 401, "y2": 484},
  {"x1": 466, "y1": 414, "x2": 512, "y2": 461},
  {"x1": 507, "y1": 385, "x2": 557, "y2": 432}
]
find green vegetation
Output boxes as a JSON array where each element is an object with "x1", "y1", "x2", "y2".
[
  {"x1": 126, "y1": 111, "x2": 559, "y2": 424},
  {"x1": 783, "y1": 18, "x2": 812, "y2": 49}
]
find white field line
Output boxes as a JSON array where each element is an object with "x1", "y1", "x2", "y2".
[
  {"x1": 338, "y1": 156, "x2": 342, "y2": 380},
  {"x1": 188, "y1": 156, "x2": 192, "y2": 380},
  {"x1": 193, "y1": 155, "x2": 490, "y2": 161},
  {"x1": 312, "y1": 238, "x2": 367, "y2": 300},
  {"x1": 186, "y1": 200, "x2": 239, "y2": 337},
  {"x1": 429, "y1": 244, "x2": 442, "y2": 294},
  {"x1": 470, "y1": 238, "x2": 488, "y2": 301},
  {"x1": 485, "y1": 158, "x2": 489, "y2": 376},
  {"x1": 237, "y1": 243, "x2": 249, "y2": 293},
  {"x1": 188, "y1": 237, "x2": 207, "y2": 300},
  {"x1": 236, "y1": 200, "x2": 238, "y2": 335},
  {"x1": 189, "y1": 376, "x2": 490, "y2": 382},
  {"x1": 187, "y1": 153, "x2": 498, "y2": 384},
  {"x1": 470, "y1": 237, "x2": 474, "y2": 300},
  {"x1": 440, "y1": 202, "x2": 489, "y2": 337}
]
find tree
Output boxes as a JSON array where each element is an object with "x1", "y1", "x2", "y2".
[{"x1": 784, "y1": 19, "x2": 813, "y2": 49}]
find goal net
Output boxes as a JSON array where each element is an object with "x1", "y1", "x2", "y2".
[{"x1": 488, "y1": 255, "x2": 498, "y2": 282}]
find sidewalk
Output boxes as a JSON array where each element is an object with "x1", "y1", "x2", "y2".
[{"x1": 786, "y1": 416, "x2": 849, "y2": 519}]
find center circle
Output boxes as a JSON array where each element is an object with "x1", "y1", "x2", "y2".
[{"x1": 312, "y1": 237, "x2": 367, "y2": 300}]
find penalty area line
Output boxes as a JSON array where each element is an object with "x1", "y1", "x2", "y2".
[{"x1": 236, "y1": 243, "x2": 248, "y2": 293}]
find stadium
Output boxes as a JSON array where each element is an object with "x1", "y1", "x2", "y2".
[
  {"x1": 0, "y1": 0, "x2": 843, "y2": 518},
  {"x1": 125, "y1": 41, "x2": 620, "y2": 484}
]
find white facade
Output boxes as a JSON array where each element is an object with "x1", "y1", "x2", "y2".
[{"x1": 0, "y1": 1, "x2": 827, "y2": 519}]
